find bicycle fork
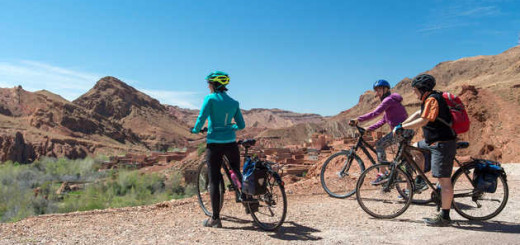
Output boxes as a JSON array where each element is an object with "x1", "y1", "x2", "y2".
[{"x1": 338, "y1": 150, "x2": 355, "y2": 177}]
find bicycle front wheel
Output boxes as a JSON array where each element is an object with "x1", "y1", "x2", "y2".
[
  {"x1": 320, "y1": 150, "x2": 365, "y2": 198},
  {"x1": 452, "y1": 163, "x2": 509, "y2": 220},
  {"x1": 249, "y1": 172, "x2": 287, "y2": 231},
  {"x1": 356, "y1": 163, "x2": 413, "y2": 219},
  {"x1": 196, "y1": 160, "x2": 225, "y2": 217}
]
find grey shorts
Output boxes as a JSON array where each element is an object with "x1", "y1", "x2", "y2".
[{"x1": 417, "y1": 139, "x2": 457, "y2": 178}]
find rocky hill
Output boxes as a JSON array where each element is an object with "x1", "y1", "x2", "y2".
[
  {"x1": 260, "y1": 46, "x2": 520, "y2": 162},
  {"x1": 0, "y1": 85, "x2": 146, "y2": 161},
  {"x1": 167, "y1": 105, "x2": 324, "y2": 129},
  {"x1": 74, "y1": 77, "x2": 193, "y2": 151},
  {"x1": 0, "y1": 77, "x2": 325, "y2": 163}
]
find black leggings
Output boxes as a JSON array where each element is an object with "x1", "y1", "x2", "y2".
[{"x1": 206, "y1": 142, "x2": 242, "y2": 219}]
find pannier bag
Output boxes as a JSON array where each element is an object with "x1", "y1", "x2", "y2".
[
  {"x1": 242, "y1": 158, "x2": 268, "y2": 195},
  {"x1": 473, "y1": 160, "x2": 505, "y2": 193}
]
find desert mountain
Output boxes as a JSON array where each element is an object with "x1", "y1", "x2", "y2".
[
  {"x1": 0, "y1": 77, "x2": 325, "y2": 162},
  {"x1": 0, "y1": 86, "x2": 146, "y2": 162},
  {"x1": 73, "y1": 76, "x2": 194, "y2": 151},
  {"x1": 167, "y1": 105, "x2": 325, "y2": 129},
  {"x1": 260, "y1": 46, "x2": 520, "y2": 162}
]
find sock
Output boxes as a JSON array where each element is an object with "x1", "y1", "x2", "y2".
[{"x1": 441, "y1": 209, "x2": 450, "y2": 219}]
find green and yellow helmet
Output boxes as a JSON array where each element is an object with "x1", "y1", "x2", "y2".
[{"x1": 206, "y1": 71, "x2": 230, "y2": 86}]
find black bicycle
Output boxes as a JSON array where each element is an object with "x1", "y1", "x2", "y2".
[
  {"x1": 320, "y1": 125, "x2": 382, "y2": 198},
  {"x1": 355, "y1": 131, "x2": 509, "y2": 220},
  {"x1": 196, "y1": 136, "x2": 287, "y2": 231}
]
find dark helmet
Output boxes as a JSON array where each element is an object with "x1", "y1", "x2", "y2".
[
  {"x1": 373, "y1": 79, "x2": 391, "y2": 90},
  {"x1": 411, "y1": 74, "x2": 436, "y2": 91}
]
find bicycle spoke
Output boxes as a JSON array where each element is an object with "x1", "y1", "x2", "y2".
[
  {"x1": 356, "y1": 164, "x2": 412, "y2": 219},
  {"x1": 321, "y1": 151, "x2": 364, "y2": 198},
  {"x1": 249, "y1": 174, "x2": 287, "y2": 231}
]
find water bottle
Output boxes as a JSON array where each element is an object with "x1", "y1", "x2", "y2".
[{"x1": 230, "y1": 170, "x2": 242, "y2": 190}]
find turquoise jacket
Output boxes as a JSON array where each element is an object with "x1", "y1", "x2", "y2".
[{"x1": 192, "y1": 92, "x2": 246, "y2": 144}]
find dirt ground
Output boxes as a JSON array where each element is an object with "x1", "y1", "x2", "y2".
[{"x1": 1, "y1": 164, "x2": 519, "y2": 245}]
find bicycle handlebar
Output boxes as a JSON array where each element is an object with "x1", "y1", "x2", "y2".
[
  {"x1": 348, "y1": 120, "x2": 367, "y2": 135},
  {"x1": 356, "y1": 125, "x2": 366, "y2": 135}
]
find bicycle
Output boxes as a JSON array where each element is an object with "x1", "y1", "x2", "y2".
[
  {"x1": 320, "y1": 125, "x2": 385, "y2": 198},
  {"x1": 355, "y1": 130, "x2": 509, "y2": 220},
  {"x1": 195, "y1": 132, "x2": 287, "y2": 231}
]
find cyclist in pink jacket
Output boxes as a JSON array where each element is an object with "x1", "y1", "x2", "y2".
[{"x1": 351, "y1": 79, "x2": 409, "y2": 184}]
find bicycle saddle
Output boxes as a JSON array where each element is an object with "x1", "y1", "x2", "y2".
[
  {"x1": 238, "y1": 139, "x2": 256, "y2": 147},
  {"x1": 456, "y1": 142, "x2": 469, "y2": 149}
]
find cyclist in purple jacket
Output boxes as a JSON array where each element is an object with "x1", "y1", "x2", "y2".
[{"x1": 350, "y1": 79, "x2": 409, "y2": 184}]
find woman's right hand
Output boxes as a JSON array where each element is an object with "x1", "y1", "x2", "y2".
[
  {"x1": 349, "y1": 119, "x2": 358, "y2": 126},
  {"x1": 191, "y1": 127, "x2": 208, "y2": 134}
]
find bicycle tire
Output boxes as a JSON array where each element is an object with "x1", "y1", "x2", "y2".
[
  {"x1": 196, "y1": 160, "x2": 225, "y2": 217},
  {"x1": 356, "y1": 163, "x2": 413, "y2": 219},
  {"x1": 249, "y1": 171, "x2": 287, "y2": 231},
  {"x1": 452, "y1": 163, "x2": 509, "y2": 220},
  {"x1": 320, "y1": 150, "x2": 365, "y2": 198}
]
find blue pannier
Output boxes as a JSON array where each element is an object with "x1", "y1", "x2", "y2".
[
  {"x1": 473, "y1": 160, "x2": 504, "y2": 193},
  {"x1": 242, "y1": 158, "x2": 268, "y2": 195}
]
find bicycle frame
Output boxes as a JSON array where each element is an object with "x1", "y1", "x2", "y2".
[
  {"x1": 335, "y1": 126, "x2": 384, "y2": 177},
  {"x1": 220, "y1": 145, "x2": 251, "y2": 198},
  {"x1": 352, "y1": 126, "x2": 379, "y2": 166},
  {"x1": 387, "y1": 137, "x2": 477, "y2": 208},
  {"x1": 344, "y1": 126, "x2": 380, "y2": 161}
]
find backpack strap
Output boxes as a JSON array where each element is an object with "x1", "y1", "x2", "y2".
[
  {"x1": 428, "y1": 91, "x2": 456, "y2": 136},
  {"x1": 437, "y1": 116, "x2": 452, "y2": 128}
]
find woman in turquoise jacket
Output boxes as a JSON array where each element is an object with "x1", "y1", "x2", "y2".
[{"x1": 192, "y1": 71, "x2": 245, "y2": 228}]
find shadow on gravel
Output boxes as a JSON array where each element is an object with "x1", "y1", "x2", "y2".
[
  {"x1": 220, "y1": 215, "x2": 252, "y2": 225},
  {"x1": 268, "y1": 222, "x2": 322, "y2": 241},
  {"x1": 451, "y1": 220, "x2": 520, "y2": 234},
  {"x1": 377, "y1": 217, "x2": 520, "y2": 234},
  {"x1": 379, "y1": 218, "x2": 425, "y2": 225},
  {"x1": 219, "y1": 216, "x2": 322, "y2": 241}
]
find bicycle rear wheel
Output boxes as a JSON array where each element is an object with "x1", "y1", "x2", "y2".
[
  {"x1": 320, "y1": 150, "x2": 365, "y2": 198},
  {"x1": 196, "y1": 160, "x2": 225, "y2": 217},
  {"x1": 356, "y1": 163, "x2": 413, "y2": 219},
  {"x1": 452, "y1": 163, "x2": 509, "y2": 220},
  {"x1": 249, "y1": 171, "x2": 287, "y2": 231}
]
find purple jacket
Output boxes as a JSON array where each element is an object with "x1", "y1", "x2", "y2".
[{"x1": 357, "y1": 93, "x2": 408, "y2": 131}]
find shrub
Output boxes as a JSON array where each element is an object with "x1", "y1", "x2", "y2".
[
  {"x1": 197, "y1": 143, "x2": 206, "y2": 156},
  {"x1": 0, "y1": 157, "x2": 196, "y2": 223}
]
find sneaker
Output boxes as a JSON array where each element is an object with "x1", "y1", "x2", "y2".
[
  {"x1": 398, "y1": 189, "x2": 410, "y2": 199},
  {"x1": 203, "y1": 218, "x2": 222, "y2": 228},
  {"x1": 371, "y1": 172, "x2": 389, "y2": 185},
  {"x1": 423, "y1": 213, "x2": 451, "y2": 227},
  {"x1": 414, "y1": 179, "x2": 429, "y2": 193}
]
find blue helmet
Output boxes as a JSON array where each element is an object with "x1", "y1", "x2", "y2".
[{"x1": 373, "y1": 79, "x2": 391, "y2": 90}]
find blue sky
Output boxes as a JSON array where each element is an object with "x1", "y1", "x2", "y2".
[{"x1": 0, "y1": 0, "x2": 519, "y2": 116}]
